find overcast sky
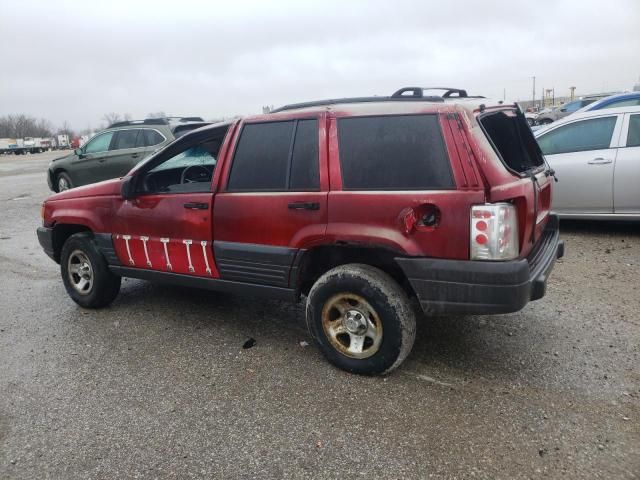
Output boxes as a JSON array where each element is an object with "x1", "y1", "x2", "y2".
[{"x1": 1, "y1": 0, "x2": 639, "y2": 131}]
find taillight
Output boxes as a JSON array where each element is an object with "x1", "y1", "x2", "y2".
[{"x1": 470, "y1": 203, "x2": 519, "y2": 260}]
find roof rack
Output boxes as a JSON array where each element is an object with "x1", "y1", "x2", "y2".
[
  {"x1": 108, "y1": 116, "x2": 206, "y2": 128},
  {"x1": 271, "y1": 86, "x2": 484, "y2": 113}
]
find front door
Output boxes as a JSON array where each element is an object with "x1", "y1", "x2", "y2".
[
  {"x1": 537, "y1": 115, "x2": 621, "y2": 214},
  {"x1": 614, "y1": 113, "x2": 640, "y2": 214},
  {"x1": 72, "y1": 130, "x2": 115, "y2": 186},
  {"x1": 110, "y1": 127, "x2": 230, "y2": 277},
  {"x1": 213, "y1": 117, "x2": 328, "y2": 287}
]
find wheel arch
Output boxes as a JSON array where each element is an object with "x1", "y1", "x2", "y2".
[
  {"x1": 51, "y1": 223, "x2": 93, "y2": 263},
  {"x1": 294, "y1": 244, "x2": 415, "y2": 299},
  {"x1": 52, "y1": 167, "x2": 73, "y2": 192}
]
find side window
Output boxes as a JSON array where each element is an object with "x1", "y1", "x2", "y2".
[
  {"x1": 289, "y1": 119, "x2": 319, "y2": 190},
  {"x1": 111, "y1": 130, "x2": 139, "y2": 150},
  {"x1": 537, "y1": 116, "x2": 617, "y2": 155},
  {"x1": 337, "y1": 114, "x2": 454, "y2": 190},
  {"x1": 84, "y1": 132, "x2": 114, "y2": 154},
  {"x1": 563, "y1": 101, "x2": 582, "y2": 112},
  {"x1": 227, "y1": 120, "x2": 320, "y2": 191},
  {"x1": 603, "y1": 98, "x2": 640, "y2": 109},
  {"x1": 143, "y1": 129, "x2": 165, "y2": 147},
  {"x1": 627, "y1": 115, "x2": 640, "y2": 147},
  {"x1": 142, "y1": 136, "x2": 223, "y2": 193}
]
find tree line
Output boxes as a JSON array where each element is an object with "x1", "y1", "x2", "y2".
[
  {"x1": 0, "y1": 114, "x2": 58, "y2": 138},
  {"x1": 0, "y1": 111, "x2": 210, "y2": 140}
]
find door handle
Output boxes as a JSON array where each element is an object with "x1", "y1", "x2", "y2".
[
  {"x1": 587, "y1": 157, "x2": 612, "y2": 165},
  {"x1": 183, "y1": 202, "x2": 209, "y2": 210},
  {"x1": 288, "y1": 201, "x2": 320, "y2": 211},
  {"x1": 98, "y1": 158, "x2": 107, "y2": 163},
  {"x1": 131, "y1": 153, "x2": 140, "y2": 159}
]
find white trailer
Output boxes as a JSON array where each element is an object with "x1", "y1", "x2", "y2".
[
  {"x1": 56, "y1": 134, "x2": 70, "y2": 150},
  {"x1": 0, "y1": 138, "x2": 28, "y2": 155},
  {"x1": 23, "y1": 137, "x2": 52, "y2": 153}
]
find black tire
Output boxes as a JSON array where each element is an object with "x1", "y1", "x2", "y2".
[
  {"x1": 60, "y1": 232, "x2": 121, "y2": 308},
  {"x1": 539, "y1": 118, "x2": 553, "y2": 125},
  {"x1": 56, "y1": 172, "x2": 73, "y2": 192},
  {"x1": 306, "y1": 264, "x2": 416, "y2": 375}
]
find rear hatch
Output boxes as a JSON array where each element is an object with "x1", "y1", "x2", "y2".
[{"x1": 474, "y1": 107, "x2": 553, "y2": 257}]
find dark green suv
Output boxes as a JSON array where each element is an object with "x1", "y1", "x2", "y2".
[{"x1": 47, "y1": 117, "x2": 209, "y2": 192}]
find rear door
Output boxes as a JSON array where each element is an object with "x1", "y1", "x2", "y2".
[
  {"x1": 614, "y1": 113, "x2": 640, "y2": 213},
  {"x1": 537, "y1": 115, "x2": 622, "y2": 214},
  {"x1": 213, "y1": 116, "x2": 328, "y2": 287}
]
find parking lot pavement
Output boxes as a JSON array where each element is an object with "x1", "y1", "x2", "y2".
[{"x1": 0, "y1": 151, "x2": 638, "y2": 479}]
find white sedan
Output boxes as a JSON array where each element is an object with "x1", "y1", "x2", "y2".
[{"x1": 535, "y1": 106, "x2": 640, "y2": 220}]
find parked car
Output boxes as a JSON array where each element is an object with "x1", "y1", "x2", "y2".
[
  {"x1": 574, "y1": 91, "x2": 640, "y2": 113},
  {"x1": 37, "y1": 87, "x2": 563, "y2": 375},
  {"x1": 535, "y1": 105, "x2": 640, "y2": 219},
  {"x1": 535, "y1": 95, "x2": 608, "y2": 125},
  {"x1": 46, "y1": 117, "x2": 209, "y2": 192}
]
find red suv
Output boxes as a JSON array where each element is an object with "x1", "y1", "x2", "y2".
[{"x1": 37, "y1": 87, "x2": 564, "y2": 375}]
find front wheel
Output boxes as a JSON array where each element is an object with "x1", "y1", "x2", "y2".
[
  {"x1": 306, "y1": 264, "x2": 416, "y2": 375},
  {"x1": 60, "y1": 232, "x2": 121, "y2": 308},
  {"x1": 56, "y1": 172, "x2": 73, "y2": 192}
]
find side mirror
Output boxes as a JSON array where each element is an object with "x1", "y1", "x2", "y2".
[
  {"x1": 121, "y1": 176, "x2": 136, "y2": 200},
  {"x1": 75, "y1": 148, "x2": 85, "y2": 158},
  {"x1": 560, "y1": 108, "x2": 567, "y2": 112}
]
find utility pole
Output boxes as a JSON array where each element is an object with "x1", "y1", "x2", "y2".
[
  {"x1": 569, "y1": 86, "x2": 576, "y2": 101},
  {"x1": 532, "y1": 76, "x2": 536, "y2": 108}
]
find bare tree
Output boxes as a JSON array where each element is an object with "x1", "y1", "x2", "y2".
[
  {"x1": 102, "y1": 112, "x2": 122, "y2": 126},
  {"x1": 58, "y1": 120, "x2": 74, "y2": 139},
  {"x1": 147, "y1": 111, "x2": 167, "y2": 119}
]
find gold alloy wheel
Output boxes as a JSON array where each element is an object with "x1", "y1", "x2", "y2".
[{"x1": 321, "y1": 292, "x2": 383, "y2": 359}]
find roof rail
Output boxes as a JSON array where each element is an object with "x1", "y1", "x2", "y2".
[
  {"x1": 271, "y1": 86, "x2": 483, "y2": 113},
  {"x1": 108, "y1": 116, "x2": 206, "y2": 128}
]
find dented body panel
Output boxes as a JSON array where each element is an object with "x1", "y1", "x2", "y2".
[{"x1": 38, "y1": 94, "x2": 562, "y2": 316}]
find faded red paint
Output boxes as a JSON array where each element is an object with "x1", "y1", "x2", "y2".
[{"x1": 41, "y1": 99, "x2": 551, "y2": 279}]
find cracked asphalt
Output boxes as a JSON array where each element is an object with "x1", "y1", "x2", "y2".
[{"x1": 0, "y1": 151, "x2": 638, "y2": 479}]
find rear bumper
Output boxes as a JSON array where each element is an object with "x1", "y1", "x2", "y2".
[
  {"x1": 37, "y1": 226, "x2": 56, "y2": 261},
  {"x1": 396, "y1": 214, "x2": 564, "y2": 315}
]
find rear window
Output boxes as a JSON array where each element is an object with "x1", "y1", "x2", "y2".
[
  {"x1": 337, "y1": 114, "x2": 454, "y2": 190},
  {"x1": 479, "y1": 110, "x2": 545, "y2": 173}
]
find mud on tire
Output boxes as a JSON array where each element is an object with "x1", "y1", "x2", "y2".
[
  {"x1": 306, "y1": 263, "x2": 416, "y2": 375},
  {"x1": 60, "y1": 232, "x2": 121, "y2": 308}
]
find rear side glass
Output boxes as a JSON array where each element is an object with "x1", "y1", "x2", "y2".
[
  {"x1": 143, "y1": 129, "x2": 165, "y2": 147},
  {"x1": 228, "y1": 121, "x2": 294, "y2": 191},
  {"x1": 337, "y1": 114, "x2": 454, "y2": 190},
  {"x1": 537, "y1": 116, "x2": 617, "y2": 155},
  {"x1": 289, "y1": 119, "x2": 319, "y2": 190},
  {"x1": 112, "y1": 130, "x2": 139, "y2": 150},
  {"x1": 627, "y1": 114, "x2": 640, "y2": 147}
]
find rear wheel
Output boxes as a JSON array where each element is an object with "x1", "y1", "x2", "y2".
[
  {"x1": 60, "y1": 232, "x2": 121, "y2": 308},
  {"x1": 56, "y1": 172, "x2": 73, "y2": 192},
  {"x1": 306, "y1": 264, "x2": 416, "y2": 375}
]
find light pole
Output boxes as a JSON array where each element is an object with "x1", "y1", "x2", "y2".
[{"x1": 532, "y1": 76, "x2": 536, "y2": 109}]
